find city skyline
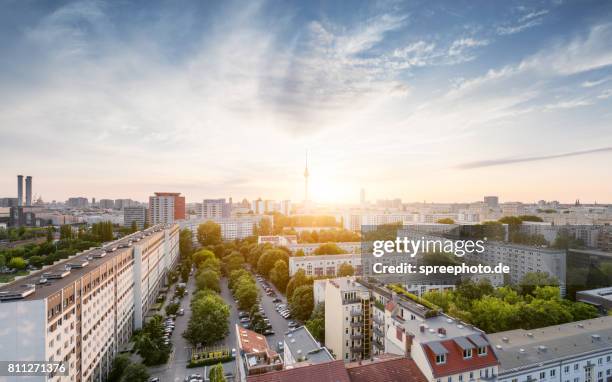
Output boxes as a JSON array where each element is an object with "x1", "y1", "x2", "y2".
[{"x1": 1, "y1": 0, "x2": 612, "y2": 203}]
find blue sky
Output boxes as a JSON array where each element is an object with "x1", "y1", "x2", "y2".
[{"x1": 0, "y1": 0, "x2": 611, "y2": 203}]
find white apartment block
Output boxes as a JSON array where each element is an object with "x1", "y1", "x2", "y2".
[
  {"x1": 179, "y1": 216, "x2": 271, "y2": 242},
  {"x1": 324, "y1": 277, "x2": 372, "y2": 362},
  {"x1": 342, "y1": 212, "x2": 419, "y2": 231},
  {"x1": 288, "y1": 242, "x2": 361, "y2": 255},
  {"x1": 289, "y1": 254, "x2": 361, "y2": 277},
  {"x1": 473, "y1": 242, "x2": 566, "y2": 293},
  {"x1": 123, "y1": 206, "x2": 147, "y2": 229},
  {"x1": 489, "y1": 316, "x2": 612, "y2": 382},
  {"x1": 0, "y1": 224, "x2": 179, "y2": 382}
]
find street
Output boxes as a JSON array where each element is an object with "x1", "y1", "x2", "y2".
[{"x1": 147, "y1": 271, "x2": 290, "y2": 382}]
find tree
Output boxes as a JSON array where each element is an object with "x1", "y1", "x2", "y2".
[
  {"x1": 196, "y1": 269, "x2": 221, "y2": 292},
  {"x1": 269, "y1": 260, "x2": 289, "y2": 292},
  {"x1": 250, "y1": 312, "x2": 267, "y2": 334},
  {"x1": 183, "y1": 294, "x2": 229, "y2": 346},
  {"x1": 314, "y1": 243, "x2": 344, "y2": 255},
  {"x1": 0, "y1": 254, "x2": 5, "y2": 269},
  {"x1": 135, "y1": 315, "x2": 171, "y2": 365},
  {"x1": 179, "y1": 228, "x2": 194, "y2": 259},
  {"x1": 8, "y1": 256, "x2": 26, "y2": 270},
  {"x1": 209, "y1": 363, "x2": 227, "y2": 382},
  {"x1": 305, "y1": 303, "x2": 325, "y2": 343},
  {"x1": 235, "y1": 280, "x2": 259, "y2": 311},
  {"x1": 223, "y1": 252, "x2": 245, "y2": 275},
  {"x1": 519, "y1": 272, "x2": 558, "y2": 296},
  {"x1": 60, "y1": 225, "x2": 73, "y2": 240},
  {"x1": 130, "y1": 220, "x2": 138, "y2": 233},
  {"x1": 197, "y1": 221, "x2": 222, "y2": 246},
  {"x1": 254, "y1": 218, "x2": 273, "y2": 236},
  {"x1": 201, "y1": 257, "x2": 222, "y2": 274},
  {"x1": 337, "y1": 263, "x2": 354, "y2": 277},
  {"x1": 119, "y1": 363, "x2": 150, "y2": 382},
  {"x1": 192, "y1": 249, "x2": 216, "y2": 268},
  {"x1": 28, "y1": 255, "x2": 45, "y2": 268},
  {"x1": 108, "y1": 355, "x2": 131, "y2": 382},
  {"x1": 295, "y1": 249, "x2": 305, "y2": 257},
  {"x1": 46, "y1": 226, "x2": 54, "y2": 242},
  {"x1": 436, "y1": 218, "x2": 455, "y2": 224},
  {"x1": 165, "y1": 302, "x2": 180, "y2": 316},
  {"x1": 286, "y1": 269, "x2": 312, "y2": 299},
  {"x1": 257, "y1": 249, "x2": 288, "y2": 277},
  {"x1": 290, "y1": 285, "x2": 314, "y2": 321}
]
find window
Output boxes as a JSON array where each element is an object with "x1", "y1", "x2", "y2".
[
  {"x1": 574, "y1": 364, "x2": 579, "y2": 371},
  {"x1": 478, "y1": 346, "x2": 487, "y2": 356},
  {"x1": 463, "y1": 349, "x2": 473, "y2": 359},
  {"x1": 564, "y1": 366, "x2": 570, "y2": 373},
  {"x1": 551, "y1": 370, "x2": 556, "y2": 377},
  {"x1": 574, "y1": 378, "x2": 579, "y2": 382},
  {"x1": 459, "y1": 375, "x2": 463, "y2": 382},
  {"x1": 470, "y1": 372, "x2": 474, "y2": 379},
  {"x1": 436, "y1": 354, "x2": 446, "y2": 364},
  {"x1": 607, "y1": 356, "x2": 611, "y2": 363},
  {"x1": 540, "y1": 372, "x2": 546, "y2": 379},
  {"x1": 447, "y1": 377, "x2": 452, "y2": 382},
  {"x1": 511, "y1": 379, "x2": 518, "y2": 382},
  {"x1": 599, "y1": 358, "x2": 604, "y2": 365}
]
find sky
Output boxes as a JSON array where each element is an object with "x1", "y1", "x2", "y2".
[{"x1": 0, "y1": 0, "x2": 611, "y2": 204}]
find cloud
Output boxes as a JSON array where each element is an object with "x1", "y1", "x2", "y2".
[
  {"x1": 598, "y1": 89, "x2": 612, "y2": 99},
  {"x1": 457, "y1": 147, "x2": 612, "y2": 169},
  {"x1": 497, "y1": 9, "x2": 548, "y2": 35},
  {"x1": 582, "y1": 76, "x2": 612, "y2": 87}
]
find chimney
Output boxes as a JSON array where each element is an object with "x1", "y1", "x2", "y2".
[
  {"x1": 406, "y1": 334, "x2": 414, "y2": 357},
  {"x1": 25, "y1": 176, "x2": 32, "y2": 206},
  {"x1": 438, "y1": 328, "x2": 447, "y2": 335},
  {"x1": 17, "y1": 175, "x2": 23, "y2": 206},
  {"x1": 419, "y1": 324, "x2": 426, "y2": 333}
]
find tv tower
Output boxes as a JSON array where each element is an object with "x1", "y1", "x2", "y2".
[{"x1": 304, "y1": 150, "x2": 309, "y2": 203}]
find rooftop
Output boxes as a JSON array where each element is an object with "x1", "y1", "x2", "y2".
[
  {"x1": 577, "y1": 287, "x2": 612, "y2": 301},
  {"x1": 246, "y1": 360, "x2": 350, "y2": 382},
  {"x1": 346, "y1": 355, "x2": 428, "y2": 382},
  {"x1": 488, "y1": 316, "x2": 612, "y2": 372},
  {"x1": 0, "y1": 224, "x2": 174, "y2": 302},
  {"x1": 284, "y1": 326, "x2": 333, "y2": 365},
  {"x1": 327, "y1": 277, "x2": 369, "y2": 293},
  {"x1": 404, "y1": 315, "x2": 484, "y2": 343}
]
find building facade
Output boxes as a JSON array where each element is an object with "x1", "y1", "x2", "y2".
[
  {"x1": 123, "y1": 206, "x2": 148, "y2": 229},
  {"x1": 0, "y1": 224, "x2": 179, "y2": 382},
  {"x1": 148, "y1": 192, "x2": 185, "y2": 224},
  {"x1": 289, "y1": 254, "x2": 361, "y2": 277}
]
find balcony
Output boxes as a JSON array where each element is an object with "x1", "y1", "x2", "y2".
[
  {"x1": 373, "y1": 327, "x2": 384, "y2": 337},
  {"x1": 351, "y1": 333, "x2": 363, "y2": 340},
  {"x1": 373, "y1": 339, "x2": 384, "y2": 349},
  {"x1": 350, "y1": 345, "x2": 363, "y2": 353},
  {"x1": 350, "y1": 309, "x2": 363, "y2": 317},
  {"x1": 372, "y1": 316, "x2": 384, "y2": 325},
  {"x1": 350, "y1": 321, "x2": 363, "y2": 328}
]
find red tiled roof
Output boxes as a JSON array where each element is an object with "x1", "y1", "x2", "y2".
[
  {"x1": 346, "y1": 356, "x2": 428, "y2": 382},
  {"x1": 237, "y1": 325, "x2": 278, "y2": 357},
  {"x1": 247, "y1": 360, "x2": 350, "y2": 382},
  {"x1": 423, "y1": 338, "x2": 498, "y2": 378}
]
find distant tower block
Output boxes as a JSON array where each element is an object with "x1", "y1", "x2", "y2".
[
  {"x1": 17, "y1": 175, "x2": 23, "y2": 206},
  {"x1": 25, "y1": 176, "x2": 32, "y2": 206}
]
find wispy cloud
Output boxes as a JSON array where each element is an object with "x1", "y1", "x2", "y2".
[
  {"x1": 497, "y1": 8, "x2": 548, "y2": 35},
  {"x1": 457, "y1": 147, "x2": 612, "y2": 169}
]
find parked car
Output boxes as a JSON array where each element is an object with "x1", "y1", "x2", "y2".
[
  {"x1": 177, "y1": 308, "x2": 185, "y2": 316},
  {"x1": 272, "y1": 298, "x2": 282, "y2": 303},
  {"x1": 277, "y1": 341, "x2": 284, "y2": 352},
  {"x1": 240, "y1": 317, "x2": 250, "y2": 323},
  {"x1": 264, "y1": 329, "x2": 275, "y2": 336},
  {"x1": 288, "y1": 321, "x2": 297, "y2": 328},
  {"x1": 238, "y1": 311, "x2": 249, "y2": 318}
]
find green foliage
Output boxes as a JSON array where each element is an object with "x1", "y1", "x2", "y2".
[
  {"x1": 286, "y1": 269, "x2": 313, "y2": 299},
  {"x1": 272, "y1": 214, "x2": 340, "y2": 233},
  {"x1": 337, "y1": 262, "x2": 354, "y2": 277},
  {"x1": 59, "y1": 225, "x2": 73, "y2": 240},
  {"x1": 119, "y1": 363, "x2": 150, "y2": 382},
  {"x1": 519, "y1": 272, "x2": 558, "y2": 296},
  {"x1": 179, "y1": 228, "x2": 194, "y2": 258},
  {"x1": 552, "y1": 229, "x2": 585, "y2": 249},
  {"x1": 297, "y1": 228, "x2": 360, "y2": 243},
  {"x1": 295, "y1": 249, "x2": 305, "y2": 257},
  {"x1": 305, "y1": 303, "x2": 325, "y2": 343},
  {"x1": 91, "y1": 221, "x2": 114, "y2": 242},
  {"x1": 134, "y1": 315, "x2": 171, "y2": 365},
  {"x1": 269, "y1": 259, "x2": 290, "y2": 292},
  {"x1": 196, "y1": 268, "x2": 221, "y2": 292},
  {"x1": 187, "y1": 355, "x2": 234, "y2": 368},
  {"x1": 235, "y1": 279, "x2": 259, "y2": 311},
  {"x1": 313, "y1": 242, "x2": 345, "y2": 255},
  {"x1": 28, "y1": 255, "x2": 44, "y2": 268},
  {"x1": 422, "y1": 278, "x2": 598, "y2": 333},
  {"x1": 388, "y1": 284, "x2": 440, "y2": 314},
  {"x1": 108, "y1": 355, "x2": 131, "y2": 382},
  {"x1": 250, "y1": 312, "x2": 268, "y2": 334},
  {"x1": 436, "y1": 218, "x2": 455, "y2": 224},
  {"x1": 165, "y1": 302, "x2": 180, "y2": 316},
  {"x1": 290, "y1": 285, "x2": 314, "y2": 321},
  {"x1": 257, "y1": 249, "x2": 288, "y2": 277},
  {"x1": 8, "y1": 256, "x2": 26, "y2": 270},
  {"x1": 193, "y1": 249, "x2": 216, "y2": 268},
  {"x1": 197, "y1": 221, "x2": 222, "y2": 246},
  {"x1": 183, "y1": 293, "x2": 230, "y2": 346},
  {"x1": 209, "y1": 363, "x2": 227, "y2": 382},
  {"x1": 223, "y1": 252, "x2": 245, "y2": 275},
  {"x1": 253, "y1": 218, "x2": 273, "y2": 236}
]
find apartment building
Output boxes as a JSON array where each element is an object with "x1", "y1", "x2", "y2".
[
  {"x1": 179, "y1": 215, "x2": 271, "y2": 242},
  {"x1": 283, "y1": 326, "x2": 333, "y2": 367},
  {"x1": 289, "y1": 254, "x2": 361, "y2": 277},
  {"x1": 235, "y1": 325, "x2": 283, "y2": 381},
  {"x1": 148, "y1": 192, "x2": 185, "y2": 224},
  {"x1": 123, "y1": 206, "x2": 147, "y2": 229},
  {"x1": 489, "y1": 316, "x2": 612, "y2": 382},
  {"x1": 200, "y1": 198, "x2": 231, "y2": 219},
  {"x1": 385, "y1": 313, "x2": 499, "y2": 382},
  {"x1": 324, "y1": 277, "x2": 372, "y2": 362},
  {"x1": 257, "y1": 235, "x2": 298, "y2": 247},
  {"x1": 0, "y1": 224, "x2": 179, "y2": 382},
  {"x1": 288, "y1": 242, "x2": 361, "y2": 255},
  {"x1": 342, "y1": 212, "x2": 419, "y2": 231},
  {"x1": 472, "y1": 242, "x2": 566, "y2": 293},
  {"x1": 98, "y1": 199, "x2": 114, "y2": 209}
]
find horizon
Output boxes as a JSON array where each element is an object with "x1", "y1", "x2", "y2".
[{"x1": 1, "y1": 0, "x2": 611, "y2": 203}]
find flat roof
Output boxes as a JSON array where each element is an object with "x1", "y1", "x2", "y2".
[
  {"x1": 404, "y1": 315, "x2": 484, "y2": 343},
  {"x1": 0, "y1": 224, "x2": 174, "y2": 302},
  {"x1": 488, "y1": 316, "x2": 612, "y2": 372},
  {"x1": 284, "y1": 326, "x2": 333, "y2": 365},
  {"x1": 577, "y1": 287, "x2": 612, "y2": 300}
]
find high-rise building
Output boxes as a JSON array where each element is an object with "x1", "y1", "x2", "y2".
[
  {"x1": 124, "y1": 206, "x2": 148, "y2": 229},
  {"x1": 483, "y1": 195, "x2": 499, "y2": 208},
  {"x1": 0, "y1": 197, "x2": 18, "y2": 208},
  {"x1": 66, "y1": 197, "x2": 89, "y2": 208},
  {"x1": 25, "y1": 176, "x2": 32, "y2": 206},
  {"x1": 360, "y1": 188, "x2": 366, "y2": 205},
  {"x1": 201, "y1": 198, "x2": 231, "y2": 219},
  {"x1": 17, "y1": 175, "x2": 23, "y2": 206},
  {"x1": 99, "y1": 199, "x2": 115, "y2": 209},
  {"x1": 0, "y1": 224, "x2": 180, "y2": 382},
  {"x1": 149, "y1": 192, "x2": 185, "y2": 224}
]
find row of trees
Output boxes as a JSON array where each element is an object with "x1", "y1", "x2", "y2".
[
  {"x1": 423, "y1": 274, "x2": 598, "y2": 333},
  {"x1": 108, "y1": 355, "x2": 150, "y2": 382},
  {"x1": 294, "y1": 229, "x2": 360, "y2": 243},
  {"x1": 133, "y1": 315, "x2": 172, "y2": 365},
  {"x1": 0, "y1": 226, "x2": 49, "y2": 241},
  {"x1": 184, "y1": 247, "x2": 230, "y2": 347},
  {"x1": 229, "y1": 269, "x2": 259, "y2": 311}
]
